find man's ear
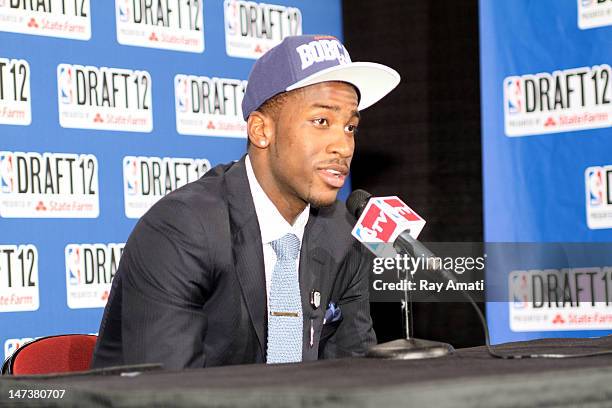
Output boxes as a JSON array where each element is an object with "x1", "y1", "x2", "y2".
[{"x1": 247, "y1": 111, "x2": 273, "y2": 149}]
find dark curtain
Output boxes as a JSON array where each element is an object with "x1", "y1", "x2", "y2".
[{"x1": 343, "y1": 0, "x2": 484, "y2": 347}]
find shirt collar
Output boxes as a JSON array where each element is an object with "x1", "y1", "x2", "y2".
[{"x1": 245, "y1": 155, "x2": 310, "y2": 245}]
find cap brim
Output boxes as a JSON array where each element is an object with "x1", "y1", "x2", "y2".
[{"x1": 285, "y1": 62, "x2": 400, "y2": 111}]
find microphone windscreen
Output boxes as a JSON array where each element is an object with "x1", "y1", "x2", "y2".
[{"x1": 346, "y1": 189, "x2": 372, "y2": 219}]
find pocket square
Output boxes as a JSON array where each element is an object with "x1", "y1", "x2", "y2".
[{"x1": 323, "y1": 302, "x2": 342, "y2": 325}]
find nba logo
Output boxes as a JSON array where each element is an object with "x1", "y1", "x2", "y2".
[
  {"x1": 118, "y1": 0, "x2": 130, "y2": 22},
  {"x1": 505, "y1": 78, "x2": 522, "y2": 114},
  {"x1": 58, "y1": 65, "x2": 74, "y2": 105},
  {"x1": 0, "y1": 153, "x2": 14, "y2": 193},
  {"x1": 124, "y1": 158, "x2": 140, "y2": 195},
  {"x1": 358, "y1": 203, "x2": 398, "y2": 242},
  {"x1": 587, "y1": 168, "x2": 604, "y2": 207},
  {"x1": 4, "y1": 338, "x2": 33, "y2": 360},
  {"x1": 510, "y1": 272, "x2": 529, "y2": 310},
  {"x1": 225, "y1": 0, "x2": 239, "y2": 36},
  {"x1": 383, "y1": 197, "x2": 422, "y2": 222},
  {"x1": 67, "y1": 246, "x2": 81, "y2": 285},
  {"x1": 176, "y1": 77, "x2": 190, "y2": 113}
]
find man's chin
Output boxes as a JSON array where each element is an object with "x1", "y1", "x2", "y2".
[{"x1": 307, "y1": 191, "x2": 339, "y2": 208}]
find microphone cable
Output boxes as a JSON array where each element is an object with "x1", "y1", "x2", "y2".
[
  {"x1": 465, "y1": 290, "x2": 612, "y2": 359},
  {"x1": 347, "y1": 189, "x2": 612, "y2": 359}
]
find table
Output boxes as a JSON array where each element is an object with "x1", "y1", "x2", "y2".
[{"x1": 1, "y1": 336, "x2": 612, "y2": 407}]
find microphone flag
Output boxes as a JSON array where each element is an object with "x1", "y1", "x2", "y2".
[{"x1": 351, "y1": 196, "x2": 426, "y2": 257}]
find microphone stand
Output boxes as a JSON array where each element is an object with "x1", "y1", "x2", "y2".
[{"x1": 366, "y1": 242, "x2": 455, "y2": 359}]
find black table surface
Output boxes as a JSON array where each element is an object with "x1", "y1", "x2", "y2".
[{"x1": 2, "y1": 336, "x2": 612, "y2": 407}]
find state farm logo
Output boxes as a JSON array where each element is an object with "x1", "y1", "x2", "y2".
[
  {"x1": 115, "y1": 0, "x2": 204, "y2": 53},
  {"x1": 0, "y1": 0, "x2": 90, "y2": 40},
  {"x1": 578, "y1": 0, "x2": 612, "y2": 29},
  {"x1": 123, "y1": 155, "x2": 211, "y2": 218},
  {"x1": 57, "y1": 63, "x2": 153, "y2": 132},
  {"x1": 0, "y1": 58, "x2": 31, "y2": 126},
  {"x1": 4, "y1": 337, "x2": 34, "y2": 360},
  {"x1": 0, "y1": 151, "x2": 99, "y2": 218},
  {"x1": 224, "y1": 0, "x2": 302, "y2": 59},
  {"x1": 552, "y1": 314, "x2": 566, "y2": 324},
  {"x1": 175, "y1": 74, "x2": 247, "y2": 137},
  {"x1": 585, "y1": 165, "x2": 612, "y2": 229},
  {"x1": 504, "y1": 65, "x2": 612, "y2": 137},
  {"x1": 0, "y1": 245, "x2": 39, "y2": 312},
  {"x1": 65, "y1": 243, "x2": 124, "y2": 309}
]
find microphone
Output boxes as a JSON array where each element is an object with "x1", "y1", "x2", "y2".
[
  {"x1": 346, "y1": 189, "x2": 371, "y2": 219},
  {"x1": 347, "y1": 189, "x2": 425, "y2": 253},
  {"x1": 347, "y1": 189, "x2": 426, "y2": 258},
  {"x1": 346, "y1": 188, "x2": 456, "y2": 359},
  {"x1": 347, "y1": 189, "x2": 459, "y2": 285}
]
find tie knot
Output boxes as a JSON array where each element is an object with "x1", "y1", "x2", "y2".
[{"x1": 270, "y1": 233, "x2": 300, "y2": 260}]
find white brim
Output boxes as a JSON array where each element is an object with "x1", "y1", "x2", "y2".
[{"x1": 285, "y1": 62, "x2": 400, "y2": 111}]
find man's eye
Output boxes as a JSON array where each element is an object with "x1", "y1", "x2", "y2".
[
  {"x1": 345, "y1": 124, "x2": 358, "y2": 133},
  {"x1": 313, "y1": 118, "x2": 328, "y2": 126}
]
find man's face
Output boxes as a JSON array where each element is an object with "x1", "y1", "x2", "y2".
[{"x1": 267, "y1": 81, "x2": 360, "y2": 208}]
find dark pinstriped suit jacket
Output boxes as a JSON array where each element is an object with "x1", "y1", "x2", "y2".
[{"x1": 91, "y1": 156, "x2": 376, "y2": 370}]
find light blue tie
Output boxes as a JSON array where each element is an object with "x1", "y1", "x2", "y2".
[{"x1": 267, "y1": 233, "x2": 303, "y2": 364}]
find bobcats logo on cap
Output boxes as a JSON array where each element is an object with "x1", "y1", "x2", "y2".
[{"x1": 295, "y1": 39, "x2": 351, "y2": 70}]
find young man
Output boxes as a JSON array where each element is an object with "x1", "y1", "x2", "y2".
[{"x1": 92, "y1": 35, "x2": 400, "y2": 369}]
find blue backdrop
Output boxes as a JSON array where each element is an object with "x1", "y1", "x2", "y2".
[
  {"x1": 480, "y1": 0, "x2": 612, "y2": 343},
  {"x1": 0, "y1": 0, "x2": 345, "y2": 360}
]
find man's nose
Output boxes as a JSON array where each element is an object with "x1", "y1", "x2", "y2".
[{"x1": 327, "y1": 129, "x2": 354, "y2": 158}]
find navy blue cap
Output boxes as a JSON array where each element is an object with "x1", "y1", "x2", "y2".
[{"x1": 241, "y1": 35, "x2": 400, "y2": 120}]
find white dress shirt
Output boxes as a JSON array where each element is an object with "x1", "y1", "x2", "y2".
[{"x1": 245, "y1": 155, "x2": 310, "y2": 308}]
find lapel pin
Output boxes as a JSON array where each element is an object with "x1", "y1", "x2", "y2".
[{"x1": 310, "y1": 290, "x2": 321, "y2": 309}]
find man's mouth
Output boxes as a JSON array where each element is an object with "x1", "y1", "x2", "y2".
[{"x1": 317, "y1": 165, "x2": 349, "y2": 189}]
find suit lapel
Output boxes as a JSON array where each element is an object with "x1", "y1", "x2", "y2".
[
  {"x1": 299, "y1": 208, "x2": 334, "y2": 361},
  {"x1": 224, "y1": 157, "x2": 267, "y2": 358}
]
